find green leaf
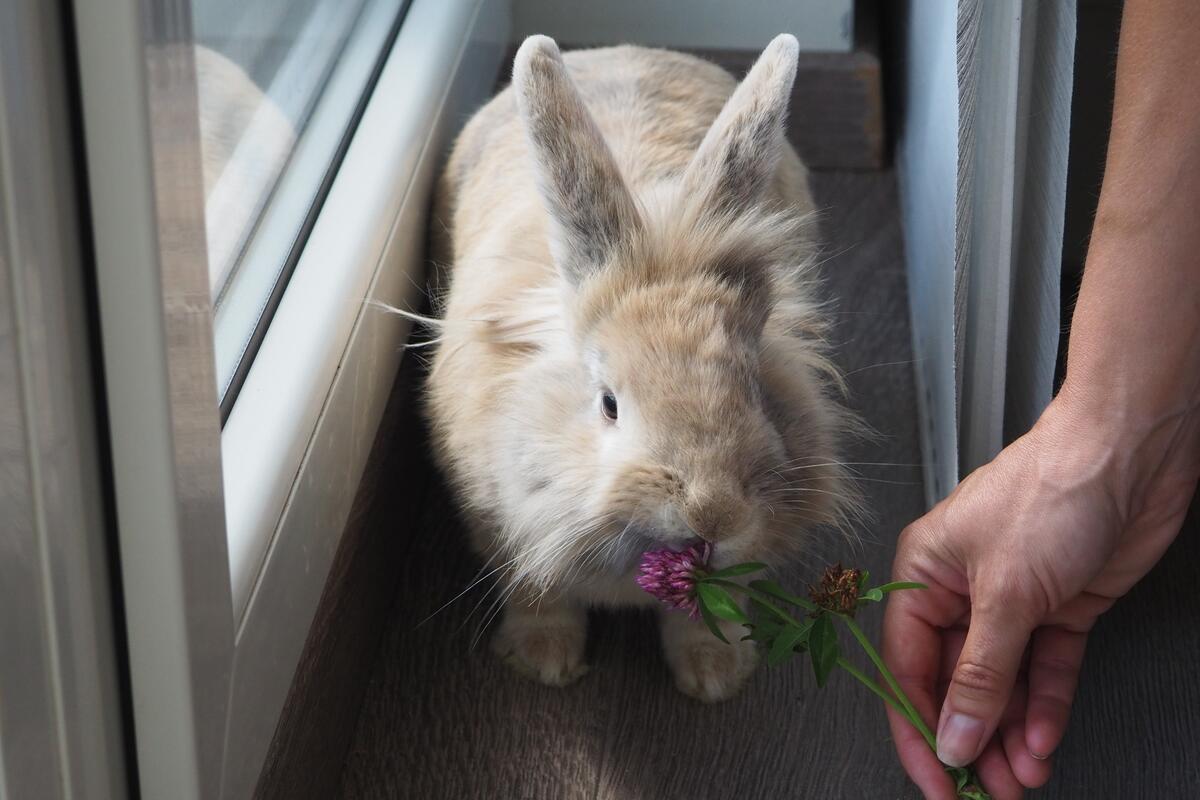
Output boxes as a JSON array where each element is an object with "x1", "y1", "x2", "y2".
[
  {"x1": 875, "y1": 581, "x2": 928, "y2": 594},
  {"x1": 749, "y1": 579, "x2": 813, "y2": 609},
  {"x1": 698, "y1": 599, "x2": 729, "y2": 643},
  {"x1": 747, "y1": 598, "x2": 782, "y2": 629},
  {"x1": 696, "y1": 583, "x2": 749, "y2": 624},
  {"x1": 857, "y1": 570, "x2": 870, "y2": 591},
  {"x1": 748, "y1": 611, "x2": 782, "y2": 631},
  {"x1": 745, "y1": 602, "x2": 790, "y2": 648},
  {"x1": 749, "y1": 595, "x2": 782, "y2": 618},
  {"x1": 964, "y1": 770, "x2": 991, "y2": 800},
  {"x1": 857, "y1": 587, "x2": 884, "y2": 604},
  {"x1": 808, "y1": 614, "x2": 838, "y2": 688},
  {"x1": 945, "y1": 766, "x2": 992, "y2": 800},
  {"x1": 744, "y1": 626, "x2": 773, "y2": 644},
  {"x1": 767, "y1": 620, "x2": 814, "y2": 667},
  {"x1": 704, "y1": 561, "x2": 768, "y2": 579}
]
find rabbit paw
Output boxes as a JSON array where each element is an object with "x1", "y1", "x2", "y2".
[
  {"x1": 660, "y1": 613, "x2": 759, "y2": 702},
  {"x1": 492, "y1": 604, "x2": 588, "y2": 687}
]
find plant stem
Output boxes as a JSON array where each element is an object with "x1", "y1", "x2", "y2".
[
  {"x1": 703, "y1": 578, "x2": 941, "y2": 755},
  {"x1": 706, "y1": 578, "x2": 817, "y2": 617},
  {"x1": 835, "y1": 657, "x2": 907, "y2": 716},
  {"x1": 840, "y1": 615, "x2": 936, "y2": 751}
]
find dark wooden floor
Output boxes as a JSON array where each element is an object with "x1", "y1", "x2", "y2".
[{"x1": 333, "y1": 171, "x2": 1200, "y2": 799}]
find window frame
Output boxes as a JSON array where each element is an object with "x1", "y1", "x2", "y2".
[
  {"x1": 70, "y1": 0, "x2": 507, "y2": 796},
  {"x1": 0, "y1": 0, "x2": 130, "y2": 795},
  {"x1": 211, "y1": 0, "x2": 413, "y2": 418}
]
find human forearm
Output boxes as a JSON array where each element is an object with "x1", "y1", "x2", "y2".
[{"x1": 1056, "y1": 0, "x2": 1200, "y2": 500}]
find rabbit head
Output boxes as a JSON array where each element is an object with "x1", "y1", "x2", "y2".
[{"x1": 495, "y1": 35, "x2": 852, "y2": 589}]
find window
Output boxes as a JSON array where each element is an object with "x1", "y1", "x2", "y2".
[
  {"x1": 194, "y1": 0, "x2": 408, "y2": 415},
  {"x1": 72, "y1": 0, "x2": 503, "y2": 794}
]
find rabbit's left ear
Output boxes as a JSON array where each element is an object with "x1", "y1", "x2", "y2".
[
  {"x1": 513, "y1": 35, "x2": 642, "y2": 287},
  {"x1": 681, "y1": 34, "x2": 799, "y2": 217}
]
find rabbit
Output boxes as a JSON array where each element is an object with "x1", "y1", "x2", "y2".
[{"x1": 424, "y1": 33, "x2": 857, "y2": 703}]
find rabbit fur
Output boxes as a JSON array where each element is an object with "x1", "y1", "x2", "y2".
[{"x1": 424, "y1": 34, "x2": 857, "y2": 702}]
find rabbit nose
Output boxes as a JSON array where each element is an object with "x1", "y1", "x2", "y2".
[{"x1": 683, "y1": 487, "x2": 740, "y2": 543}]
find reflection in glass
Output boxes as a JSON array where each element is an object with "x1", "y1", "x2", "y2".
[{"x1": 192, "y1": 0, "x2": 404, "y2": 402}]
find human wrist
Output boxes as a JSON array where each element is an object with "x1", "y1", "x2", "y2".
[{"x1": 1037, "y1": 381, "x2": 1195, "y2": 520}]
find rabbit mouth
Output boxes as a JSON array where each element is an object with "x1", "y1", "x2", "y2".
[{"x1": 595, "y1": 526, "x2": 706, "y2": 576}]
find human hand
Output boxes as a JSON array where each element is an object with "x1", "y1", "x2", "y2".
[{"x1": 882, "y1": 392, "x2": 1199, "y2": 799}]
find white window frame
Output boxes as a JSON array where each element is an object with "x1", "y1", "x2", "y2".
[
  {"x1": 209, "y1": 0, "x2": 406, "y2": 403},
  {"x1": 70, "y1": 0, "x2": 507, "y2": 796},
  {"x1": 0, "y1": 1, "x2": 129, "y2": 796}
]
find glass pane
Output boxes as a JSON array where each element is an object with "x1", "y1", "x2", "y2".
[{"x1": 193, "y1": 0, "x2": 406, "y2": 407}]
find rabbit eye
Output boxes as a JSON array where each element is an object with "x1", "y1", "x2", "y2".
[{"x1": 600, "y1": 390, "x2": 618, "y2": 421}]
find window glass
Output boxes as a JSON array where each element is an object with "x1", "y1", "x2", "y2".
[{"x1": 193, "y1": 0, "x2": 406, "y2": 411}]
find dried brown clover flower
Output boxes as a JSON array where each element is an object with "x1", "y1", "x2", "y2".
[{"x1": 808, "y1": 563, "x2": 863, "y2": 615}]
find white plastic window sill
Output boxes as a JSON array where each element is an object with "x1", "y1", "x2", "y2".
[
  {"x1": 217, "y1": 2, "x2": 504, "y2": 792},
  {"x1": 219, "y1": 0, "x2": 500, "y2": 618},
  {"x1": 210, "y1": 0, "x2": 402, "y2": 397}
]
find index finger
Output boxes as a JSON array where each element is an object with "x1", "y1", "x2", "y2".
[{"x1": 883, "y1": 582, "x2": 963, "y2": 798}]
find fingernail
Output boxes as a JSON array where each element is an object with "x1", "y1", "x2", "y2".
[
  {"x1": 1030, "y1": 750, "x2": 1050, "y2": 761},
  {"x1": 937, "y1": 713, "x2": 985, "y2": 767}
]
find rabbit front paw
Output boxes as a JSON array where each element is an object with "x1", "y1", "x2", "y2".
[
  {"x1": 491, "y1": 601, "x2": 588, "y2": 687},
  {"x1": 660, "y1": 612, "x2": 759, "y2": 702}
]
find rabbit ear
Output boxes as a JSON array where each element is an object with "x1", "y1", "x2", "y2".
[
  {"x1": 681, "y1": 34, "x2": 799, "y2": 217},
  {"x1": 513, "y1": 36, "x2": 642, "y2": 286}
]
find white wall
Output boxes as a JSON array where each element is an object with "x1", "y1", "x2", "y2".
[{"x1": 511, "y1": 0, "x2": 853, "y2": 52}]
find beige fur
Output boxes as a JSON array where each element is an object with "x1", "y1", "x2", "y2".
[{"x1": 425, "y1": 35, "x2": 856, "y2": 702}]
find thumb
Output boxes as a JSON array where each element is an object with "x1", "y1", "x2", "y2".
[{"x1": 936, "y1": 603, "x2": 1034, "y2": 767}]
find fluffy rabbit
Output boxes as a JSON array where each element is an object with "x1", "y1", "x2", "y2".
[{"x1": 426, "y1": 34, "x2": 856, "y2": 702}]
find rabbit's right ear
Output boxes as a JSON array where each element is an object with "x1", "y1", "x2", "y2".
[{"x1": 513, "y1": 36, "x2": 642, "y2": 287}]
